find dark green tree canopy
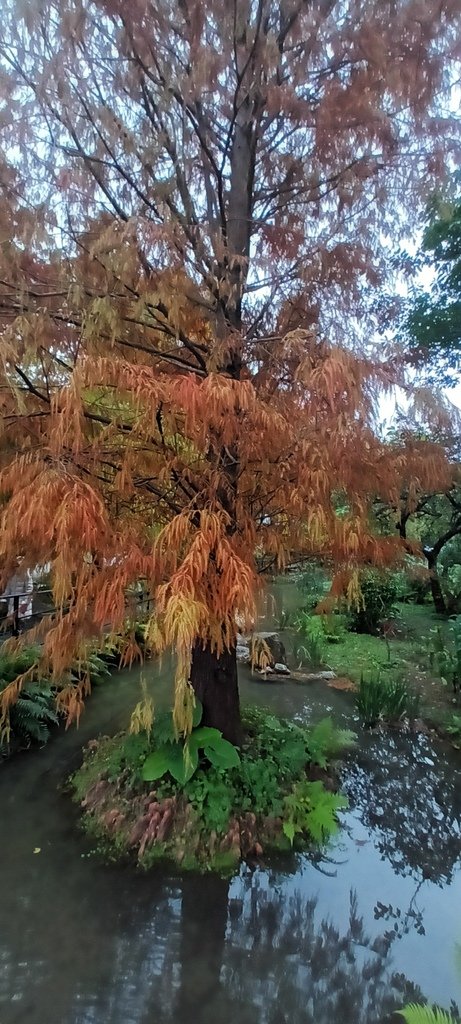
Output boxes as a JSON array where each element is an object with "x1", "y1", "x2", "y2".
[{"x1": 406, "y1": 189, "x2": 461, "y2": 385}]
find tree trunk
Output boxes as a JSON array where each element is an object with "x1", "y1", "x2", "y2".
[
  {"x1": 426, "y1": 555, "x2": 447, "y2": 615},
  {"x1": 190, "y1": 640, "x2": 242, "y2": 746}
]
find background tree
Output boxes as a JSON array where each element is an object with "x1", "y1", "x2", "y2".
[
  {"x1": 374, "y1": 431, "x2": 461, "y2": 615},
  {"x1": 405, "y1": 187, "x2": 461, "y2": 387},
  {"x1": 0, "y1": 0, "x2": 458, "y2": 742},
  {"x1": 397, "y1": 487, "x2": 461, "y2": 615}
]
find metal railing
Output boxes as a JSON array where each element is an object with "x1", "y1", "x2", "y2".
[{"x1": 0, "y1": 587, "x2": 153, "y2": 638}]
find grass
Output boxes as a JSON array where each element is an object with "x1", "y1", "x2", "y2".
[{"x1": 293, "y1": 603, "x2": 453, "y2": 714}]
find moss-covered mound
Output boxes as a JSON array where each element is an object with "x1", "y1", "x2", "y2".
[{"x1": 70, "y1": 707, "x2": 355, "y2": 872}]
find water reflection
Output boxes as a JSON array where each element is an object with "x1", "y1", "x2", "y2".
[
  {"x1": 2, "y1": 667, "x2": 461, "y2": 1023},
  {"x1": 343, "y1": 731, "x2": 461, "y2": 884},
  {"x1": 222, "y1": 876, "x2": 425, "y2": 1024},
  {"x1": 0, "y1": 855, "x2": 428, "y2": 1024}
]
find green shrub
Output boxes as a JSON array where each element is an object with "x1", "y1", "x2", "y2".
[
  {"x1": 321, "y1": 612, "x2": 348, "y2": 644},
  {"x1": 293, "y1": 612, "x2": 325, "y2": 666},
  {"x1": 391, "y1": 563, "x2": 432, "y2": 605},
  {"x1": 0, "y1": 645, "x2": 41, "y2": 681},
  {"x1": 0, "y1": 646, "x2": 55, "y2": 751},
  {"x1": 429, "y1": 616, "x2": 461, "y2": 694},
  {"x1": 0, "y1": 642, "x2": 111, "y2": 754},
  {"x1": 142, "y1": 714, "x2": 241, "y2": 786},
  {"x1": 445, "y1": 713, "x2": 461, "y2": 741},
  {"x1": 348, "y1": 569, "x2": 398, "y2": 634}
]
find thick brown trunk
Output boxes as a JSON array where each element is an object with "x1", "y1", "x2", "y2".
[
  {"x1": 427, "y1": 555, "x2": 447, "y2": 615},
  {"x1": 190, "y1": 640, "x2": 242, "y2": 746}
]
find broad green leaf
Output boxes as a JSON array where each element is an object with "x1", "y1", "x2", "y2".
[
  {"x1": 166, "y1": 742, "x2": 197, "y2": 785},
  {"x1": 204, "y1": 740, "x2": 240, "y2": 770},
  {"x1": 192, "y1": 699, "x2": 203, "y2": 728},
  {"x1": 142, "y1": 747, "x2": 172, "y2": 782},
  {"x1": 189, "y1": 726, "x2": 223, "y2": 750},
  {"x1": 142, "y1": 742, "x2": 198, "y2": 785}
]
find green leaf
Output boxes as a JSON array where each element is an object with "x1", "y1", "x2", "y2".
[
  {"x1": 283, "y1": 820, "x2": 296, "y2": 846},
  {"x1": 192, "y1": 699, "x2": 203, "y2": 728},
  {"x1": 142, "y1": 742, "x2": 198, "y2": 785},
  {"x1": 181, "y1": 740, "x2": 199, "y2": 783},
  {"x1": 189, "y1": 726, "x2": 223, "y2": 750},
  {"x1": 305, "y1": 784, "x2": 348, "y2": 843},
  {"x1": 142, "y1": 747, "x2": 172, "y2": 782},
  {"x1": 204, "y1": 740, "x2": 240, "y2": 770},
  {"x1": 152, "y1": 711, "x2": 176, "y2": 745},
  {"x1": 398, "y1": 1004, "x2": 458, "y2": 1024}
]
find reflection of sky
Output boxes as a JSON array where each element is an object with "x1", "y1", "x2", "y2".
[{"x1": 238, "y1": 815, "x2": 461, "y2": 1009}]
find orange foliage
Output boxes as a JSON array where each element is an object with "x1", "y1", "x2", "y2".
[{"x1": 0, "y1": 0, "x2": 458, "y2": 735}]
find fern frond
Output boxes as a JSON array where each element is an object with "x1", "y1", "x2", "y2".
[{"x1": 398, "y1": 1003, "x2": 458, "y2": 1024}]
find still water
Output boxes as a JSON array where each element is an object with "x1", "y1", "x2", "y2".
[{"x1": 1, "y1": 649, "x2": 461, "y2": 1023}]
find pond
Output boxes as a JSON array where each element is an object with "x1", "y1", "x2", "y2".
[{"x1": 1, "y1": 646, "x2": 461, "y2": 1023}]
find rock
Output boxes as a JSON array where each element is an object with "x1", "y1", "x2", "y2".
[
  {"x1": 274, "y1": 662, "x2": 290, "y2": 675},
  {"x1": 327, "y1": 676, "x2": 356, "y2": 692},
  {"x1": 292, "y1": 670, "x2": 337, "y2": 684},
  {"x1": 250, "y1": 631, "x2": 287, "y2": 667},
  {"x1": 236, "y1": 643, "x2": 251, "y2": 663},
  {"x1": 412, "y1": 718, "x2": 429, "y2": 735}
]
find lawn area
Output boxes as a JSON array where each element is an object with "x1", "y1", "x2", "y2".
[{"x1": 312, "y1": 603, "x2": 453, "y2": 712}]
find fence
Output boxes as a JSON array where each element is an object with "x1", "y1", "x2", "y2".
[{"x1": 0, "y1": 586, "x2": 153, "y2": 639}]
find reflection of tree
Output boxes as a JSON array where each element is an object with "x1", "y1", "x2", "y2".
[
  {"x1": 343, "y1": 731, "x2": 461, "y2": 884},
  {"x1": 0, "y1": 854, "x2": 425, "y2": 1024},
  {"x1": 221, "y1": 877, "x2": 423, "y2": 1024}
]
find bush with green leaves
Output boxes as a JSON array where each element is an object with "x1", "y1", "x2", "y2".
[
  {"x1": 356, "y1": 672, "x2": 418, "y2": 727},
  {"x1": 0, "y1": 646, "x2": 57, "y2": 752},
  {"x1": 293, "y1": 611, "x2": 326, "y2": 666},
  {"x1": 142, "y1": 702, "x2": 240, "y2": 786},
  {"x1": 429, "y1": 616, "x2": 461, "y2": 695},
  {"x1": 349, "y1": 569, "x2": 399, "y2": 634},
  {"x1": 391, "y1": 563, "x2": 431, "y2": 605},
  {"x1": 0, "y1": 642, "x2": 111, "y2": 755},
  {"x1": 6, "y1": 684, "x2": 59, "y2": 749},
  {"x1": 283, "y1": 779, "x2": 347, "y2": 846},
  {"x1": 72, "y1": 705, "x2": 356, "y2": 870}
]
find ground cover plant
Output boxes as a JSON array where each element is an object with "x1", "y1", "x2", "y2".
[{"x1": 71, "y1": 705, "x2": 355, "y2": 871}]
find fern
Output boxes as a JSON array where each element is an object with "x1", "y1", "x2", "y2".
[
  {"x1": 398, "y1": 1004, "x2": 459, "y2": 1024},
  {"x1": 7, "y1": 684, "x2": 59, "y2": 748},
  {"x1": 283, "y1": 779, "x2": 348, "y2": 846},
  {"x1": 307, "y1": 716, "x2": 356, "y2": 768}
]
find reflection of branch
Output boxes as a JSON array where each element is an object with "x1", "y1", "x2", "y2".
[{"x1": 374, "y1": 879, "x2": 426, "y2": 941}]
